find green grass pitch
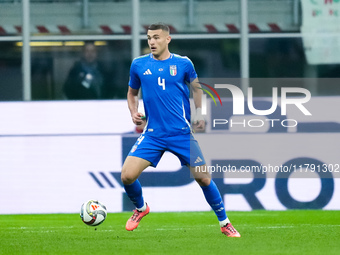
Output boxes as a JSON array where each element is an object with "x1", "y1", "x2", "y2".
[{"x1": 1, "y1": 210, "x2": 339, "y2": 255}]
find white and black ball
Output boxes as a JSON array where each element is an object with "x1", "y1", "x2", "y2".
[{"x1": 80, "y1": 200, "x2": 107, "y2": 226}]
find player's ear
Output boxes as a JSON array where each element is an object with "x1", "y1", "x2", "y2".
[{"x1": 166, "y1": 35, "x2": 171, "y2": 44}]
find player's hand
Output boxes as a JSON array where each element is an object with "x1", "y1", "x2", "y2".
[
  {"x1": 193, "y1": 119, "x2": 206, "y2": 133},
  {"x1": 132, "y1": 112, "x2": 146, "y2": 126},
  {"x1": 195, "y1": 119, "x2": 205, "y2": 130},
  {"x1": 192, "y1": 107, "x2": 205, "y2": 133}
]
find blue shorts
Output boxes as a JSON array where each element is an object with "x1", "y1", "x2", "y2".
[{"x1": 128, "y1": 133, "x2": 206, "y2": 167}]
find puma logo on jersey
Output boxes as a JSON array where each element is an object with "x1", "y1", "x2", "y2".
[
  {"x1": 194, "y1": 156, "x2": 203, "y2": 164},
  {"x1": 143, "y1": 69, "x2": 152, "y2": 75}
]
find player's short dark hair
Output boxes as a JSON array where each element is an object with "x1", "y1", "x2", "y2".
[{"x1": 148, "y1": 23, "x2": 170, "y2": 33}]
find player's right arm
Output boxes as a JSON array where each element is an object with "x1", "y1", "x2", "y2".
[
  {"x1": 128, "y1": 59, "x2": 146, "y2": 126},
  {"x1": 127, "y1": 87, "x2": 145, "y2": 126}
]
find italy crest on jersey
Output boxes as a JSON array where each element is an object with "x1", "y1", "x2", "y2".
[{"x1": 170, "y1": 65, "x2": 177, "y2": 76}]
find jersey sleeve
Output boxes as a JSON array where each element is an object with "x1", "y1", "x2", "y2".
[
  {"x1": 184, "y1": 57, "x2": 198, "y2": 83},
  {"x1": 128, "y1": 60, "x2": 141, "y2": 90}
]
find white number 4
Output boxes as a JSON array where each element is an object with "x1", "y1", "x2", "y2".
[
  {"x1": 137, "y1": 135, "x2": 145, "y2": 145},
  {"x1": 158, "y1": 77, "x2": 165, "y2": 90}
]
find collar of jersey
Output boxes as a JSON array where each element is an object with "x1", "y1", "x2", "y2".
[{"x1": 149, "y1": 53, "x2": 173, "y2": 61}]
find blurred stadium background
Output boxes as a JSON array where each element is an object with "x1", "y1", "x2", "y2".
[{"x1": 0, "y1": 0, "x2": 340, "y2": 215}]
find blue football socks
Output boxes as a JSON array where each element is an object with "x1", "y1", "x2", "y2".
[
  {"x1": 201, "y1": 180, "x2": 227, "y2": 221},
  {"x1": 124, "y1": 179, "x2": 145, "y2": 209}
]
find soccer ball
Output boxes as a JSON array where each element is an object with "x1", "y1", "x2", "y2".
[{"x1": 80, "y1": 200, "x2": 107, "y2": 226}]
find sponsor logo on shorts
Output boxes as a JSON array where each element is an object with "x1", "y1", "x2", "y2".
[
  {"x1": 131, "y1": 145, "x2": 138, "y2": 153},
  {"x1": 195, "y1": 156, "x2": 203, "y2": 164}
]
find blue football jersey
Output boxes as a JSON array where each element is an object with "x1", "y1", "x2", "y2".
[{"x1": 129, "y1": 53, "x2": 197, "y2": 137}]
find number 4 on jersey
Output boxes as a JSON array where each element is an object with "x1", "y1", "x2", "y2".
[{"x1": 158, "y1": 77, "x2": 165, "y2": 90}]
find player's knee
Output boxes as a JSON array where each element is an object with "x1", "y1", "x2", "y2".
[
  {"x1": 121, "y1": 172, "x2": 136, "y2": 185},
  {"x1": 195, "y1": 177, "x2": 211, "y2": 187}
]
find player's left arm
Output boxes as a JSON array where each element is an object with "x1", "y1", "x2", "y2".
[{"x1": 190, "y1": 78, "x2": 205, "y2": 132}]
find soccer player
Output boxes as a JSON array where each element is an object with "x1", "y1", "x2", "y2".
[{"x1": 121, "y1": 23, "x2": 240, "y2": 237}]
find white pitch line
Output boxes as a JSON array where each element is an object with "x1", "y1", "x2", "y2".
[
  {"x1": 255, "y1": 226, "x2": 295, "y2": 229},
  {"x1": 5, "y1": 226, "x2": 75, "y2": 230},
  {"x1": 253, "y1": 224, "x2": 340, "y2": 229},
  {"x1": 4, "y1": 224, "x2": 340, "y2": 233}
]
